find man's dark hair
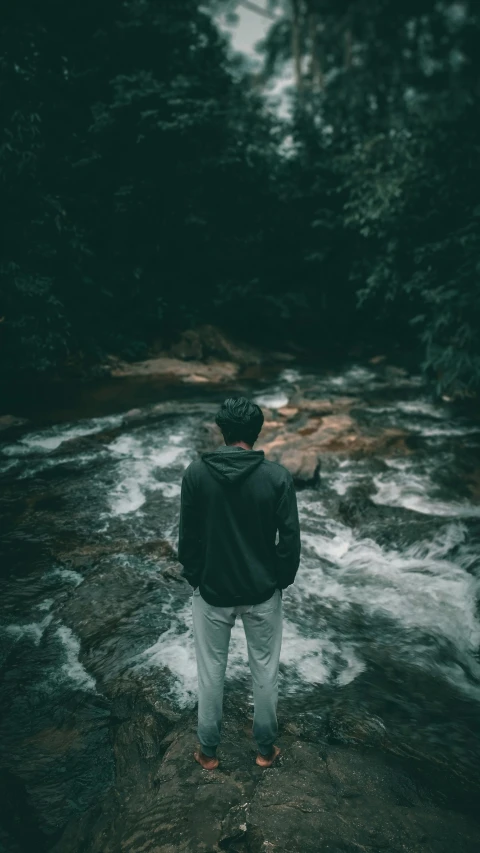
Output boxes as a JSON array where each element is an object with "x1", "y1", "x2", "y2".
[{"x1": 215, "y1": 397, "x2": 264, "y2": 446}]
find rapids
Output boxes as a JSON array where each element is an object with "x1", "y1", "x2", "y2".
[{"x1": 1, "y1": 361, "x2": 480, "y2": 847}]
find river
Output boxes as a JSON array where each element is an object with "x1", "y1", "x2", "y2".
[{"x1": 1, "y1": 360, "x2": 480, "y2": 850}]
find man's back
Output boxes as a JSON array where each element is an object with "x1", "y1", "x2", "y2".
[
  {"x1": 180, "y1": 396, "x2": 300, "y2": 769},
  {"x1": 178, "y1": 445, "x2": 301, "y2": 607}
]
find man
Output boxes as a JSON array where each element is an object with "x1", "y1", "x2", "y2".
[{"x1": 178, "y1": 396, "x2": 301, "y2": 770}]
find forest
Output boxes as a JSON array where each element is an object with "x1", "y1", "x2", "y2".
[{"x1": 1, "y1": 0, "x2": 479, "y2": 395}]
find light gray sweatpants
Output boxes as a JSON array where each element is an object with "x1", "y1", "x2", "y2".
[{"x1": 192, "y1": 587, "x2": 283, "y2": 758}]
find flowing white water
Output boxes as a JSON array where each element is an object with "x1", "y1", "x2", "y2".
[
  {"x1": 107, "y1": 430, "x2": 193, "y2": 516},
  {"x1": 252, "y1": 389, "x2": 290, "y2": 409},
  {"x1": 47, "y1": 568, "x2": 84, "y2": 586},
  {"x1": 2, "y1": 364, "x2": 479, "y2": 721},
  {"x1": 55, "y1": 626, "x2": 97, "y2": 692},
  {"x1": 372, "y1": 459, "x2": 480, "y2": 518},
  {"x1": 5, "y1": 614, "x2": 53, "y2": 646},
  {"x1": 137, "y1": 598, "x2": 365, "y2": 709},
  {"x1": 1, "y1": 414, "x2": 124, "y2": 456}
]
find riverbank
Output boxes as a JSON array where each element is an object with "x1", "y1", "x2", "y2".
[
  {"x1": 0, "y1": 323, "x2": 427, "y2": 429},
  {"x1": 0, "y1": 324, "x2": 290, "y2": 429}
]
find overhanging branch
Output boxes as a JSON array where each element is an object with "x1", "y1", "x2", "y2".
[{"x1": 238, "y1": 1, "x2": 278, "y2": 21}]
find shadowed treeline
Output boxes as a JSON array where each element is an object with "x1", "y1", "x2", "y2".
[{"x1": 1, "y1": 0, "x2": 479, "y2": 395}]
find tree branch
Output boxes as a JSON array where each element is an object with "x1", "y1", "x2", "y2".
[{"x1": 238, "y1": 1, "x2": 278, "y2": 21}]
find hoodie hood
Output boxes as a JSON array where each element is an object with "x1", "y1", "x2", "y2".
[{"x1": 201, "y1": 445, "x2": 265, "y2": 485}]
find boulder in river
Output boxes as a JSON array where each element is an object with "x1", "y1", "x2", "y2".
[
  {"x1": 197, "y1": 392, "x2": 411, "y2": 485},
  {"x1": 274, "y1": 448, "x2": 321, "y2": 487},
  {"x1": 289, "y1": 394, "x2": 358, "y2": 413}
]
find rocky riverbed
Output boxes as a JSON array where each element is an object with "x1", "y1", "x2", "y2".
[{"x1": 1, "y1": 348, "x2": 480, "y2": 852}]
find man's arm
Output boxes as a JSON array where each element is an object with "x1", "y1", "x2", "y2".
[
  {"x1": 275, "y1": 477, "x2": 301, "y2": 590},
  {"x1": 177, "y1": 466, "x2": 204, "y2": 588}
]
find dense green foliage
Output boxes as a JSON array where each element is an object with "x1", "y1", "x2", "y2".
[{"x1": 1, "y1": 1, "x2": 479, "y2": 394}]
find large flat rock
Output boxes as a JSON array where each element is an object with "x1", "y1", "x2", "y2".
[{"x1": 52, "y1": 719, "x2": 480, "y2": 853}]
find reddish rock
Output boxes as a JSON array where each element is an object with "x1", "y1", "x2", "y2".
[
  {"x1": 182, "y1": 373, "x2": 209, "y2": 383},
  {"x1": 275, "y1": 448, "x2": 321, "y2": 487},
  {"x1": 109, "y1": 356, "x2": 239, "y2": 383},
  {"x1": 277, "y1": 407, "x2": 299, "y2": 418},
  {"x1": 289, "y1": 396, "x2": 358, "y2": 415}
]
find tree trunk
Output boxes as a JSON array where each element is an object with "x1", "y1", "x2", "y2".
[
  {"x1": 291, "y1": 0, "x2": 304, "y2": 95},
  {"x1": 308, "y1": 5, "x2": 324, "y2": 90},
  {"x1": 343, "y1": 3, "x2": 354, "y2": 69},
  {"x1": 344, "y1": 26, "x2": 352, "y2": 69}
]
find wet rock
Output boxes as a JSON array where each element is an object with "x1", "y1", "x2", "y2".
[
  {"x1": 55, "y1": 537, "x2": 176, "y2": 565},
  {"x1": 1, "y1": 690, "x2": 113, "y2": 844},
  {"x1": 219, "y1": 801, "x2": 249, "y2": 850},
  {"x1": 0, "y1": 823, "x2": 24, "y2": 853},
  {"x1": 0, "y1": 414, "x2": 28, "y2": 432},
  {"x1": 336, "y1": 484, "x2": 435, "y2": 535},
  {"x1": 277, "y1": 406, "x2": 299, "y2": 419},
  {"x1": 121, "y1": 400, "x2": 219, "y2": 430},
  {"x1": 58, "y1": 573, "x2": 146, "y2": 645},
  {"x1": 464, "y1": 467, "x2": 480, "y2": 500},
  {"x1": 328, "y1": 707, "x2": 388, "y2": 747},
  {"x1": 247, "y1": 741, "x2": 480, "y2": 853},
  {"x1": 276, "y1": 448, "x2": 321, "y2": 488},
  {"x1": 386, "y1": 365, "x2": 408, "y2": 379},
  {"x1": 170, "y1": 329, "x2": 205, "y2": 361},
  {"x1": 289, "y1": 395, "x2": 358, "y2": 415},
  {"x1": 169, "y1": 324, "x2": 264, "y2": 367},
  {"x1": 183, "y1": 373, "x2": 210, "y2": 383},
  {"x1": 192, "y1": 401, "x2": 410, "y2": 486},
  {"x1": 0, "y1": 771, "x2": 45, "y2": 853},
  {"x1": 258, "y1": 412, "x2": 410, "y2": 476},
  {"x1": 50, "y1": 431, "x2": 120, "y2": 456},
  {"x1": 52, "y1": 719, "x2": 259, "y2": 853},
  {"x1": 337, "y1": 483, "x2": 378, "y2": 527},
  {"x1": 267, "y1": 351, "x2": 297, "y2": 363},
  {"x1": 109, "y1": 356, "x2": 239, "y2": 383},
  {"x1": 52, "y1": 719, "x2": 480, "y2": 853},
  {"x1": 103, "y1": 325, "x2": 296, "y2": 385}
]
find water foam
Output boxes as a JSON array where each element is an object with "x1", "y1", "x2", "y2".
[
  {"x1": 137, "y1": 593, "x2": 364, "y2": 709},
  {"x1": 253, "y1": 389, "x2": 290, "y2": 409},
  {"x1": 5, "y1": 614, "x2": 53, "y2": 645},
  {"x1": 108, "y1": 430, "x2": 192, "y2": 516},
  {"x1": 329, "y1": 365, "x2": 377, "y2": 389},
  {"x1": 48, "y1": 567, "x2": 84, "y2": 586},
  {"x1": 151, "y1": 482, "x2": 182, "y2": 498},
  {"x1": 298, "y1": 510, "x2": 480, "y2": 699},
  {"x1": 372, "y1": 467, "x2": 480, "y2": 518},
  {"x1": 56, "y1": 626, "x2": 96, "y2": 691},
  {"x1": 2, "y1": 414, "x2": 124, "y2": 457},
  {"x1": 280, "y1": 619, "x2": 365, "y2": 689},
  {"x1": 279, "y1": 368, "x2": 302, "y2": 383},
  {"x1": 362, "y1": 398, "x2": 479, "y2": 439}
]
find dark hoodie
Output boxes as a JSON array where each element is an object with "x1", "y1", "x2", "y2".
[{"x1": 178, "y1": 445, "x2": 301, "y2": 606}]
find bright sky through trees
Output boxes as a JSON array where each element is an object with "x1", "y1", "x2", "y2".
[{"x1": 218, "y1": 3, "x2": 271, "y2": 59}]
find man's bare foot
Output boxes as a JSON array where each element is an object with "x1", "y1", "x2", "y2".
[
  {"x1": 256, "y1": 745, "x2": 281, "y2": 767},
  {"x1": 194, "y1": 750, "x2": 219, "y2": 770}
]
